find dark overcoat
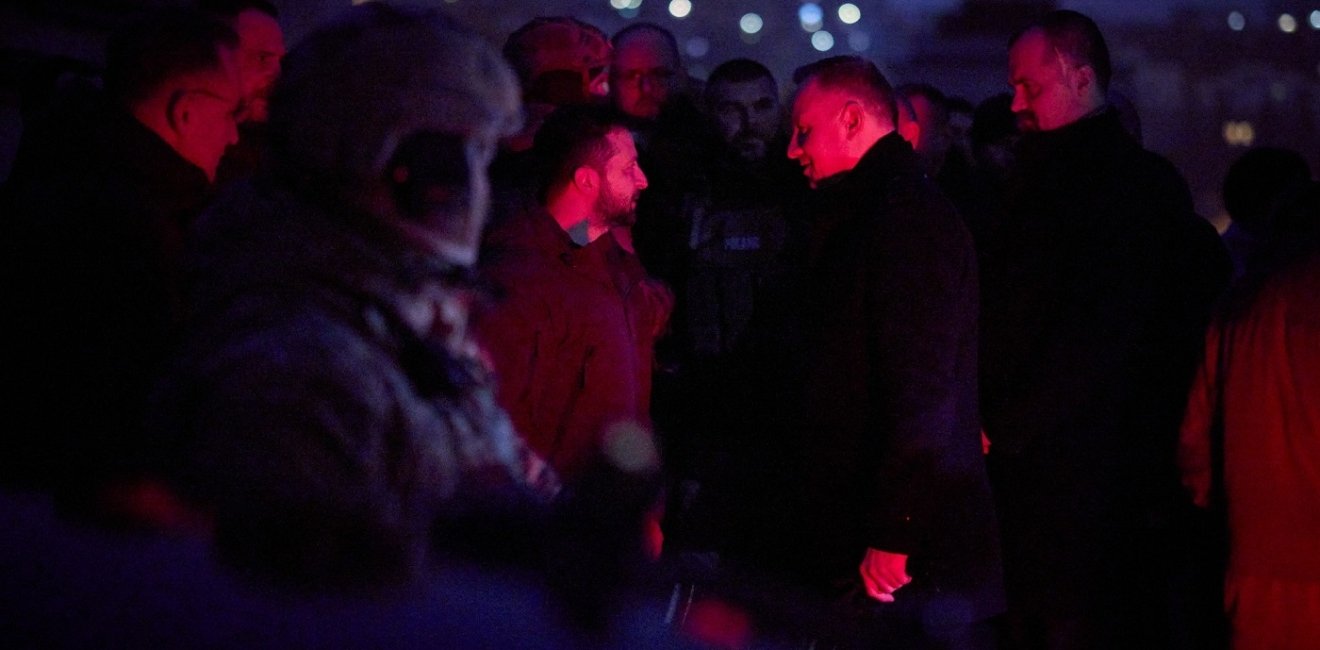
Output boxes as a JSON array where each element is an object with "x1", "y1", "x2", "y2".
[{"x1": 791, "y1": 133, "x2": 1006, "y2": 627}]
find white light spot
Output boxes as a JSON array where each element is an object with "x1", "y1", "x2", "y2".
[
  {"x1": 627, "y1": 0, "x2": 643, "y2": 7},
  {"x1": 1223, "y1": 120, "x2": 1255, "y2": 146},
  {"x1": 799, "y1": 3, "x2": 823, "y2": 26},
  {"x1": 1227, "y1": 11, "x2": 1245, "y2": 31},
  {"x1": 1311, "y1": 10, "x2": 1320, "y2": 29},
  {"x1": 685, "y1": 36, "x2": 709, "y2": 58},
  {"x1": 838, "y1": 3, "x2": 861, "y2": 25},
  {"x1": 801, "y1": 7, "x2": 823, "y2": 33},
  {"x1": 811, "y1": 30, "x2": 835, "y2": 52},
  {"x1": 669, "y1": 0, "x2": 692, "y2": 18},
  {"x1": 740, "y1": 13, "x2": 763, "y2": 34},
  {"x1": 1279, "y1": 13, "x2": 1297, "y2": 33},
  {"x1": 848, "y1": 31, "x2": 871, "y2": 52},
  {"x1": 610, "y1": 0, "x2": 629, "y2": 8}
]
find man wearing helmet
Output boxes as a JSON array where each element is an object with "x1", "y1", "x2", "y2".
[{"x1": 149, "y1": 3, "x2": 548, "y2": 586}]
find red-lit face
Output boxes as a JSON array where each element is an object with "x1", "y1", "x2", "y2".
[
  {"x1": 592, "y1": 128, "x2": 648, "y2": 229},
  {"x1": 610, "y1": 32, "x2": 680, "y2": 121},
  {"x1": 233, "y1": 9, "x2": 285, "y2": 124},
  {"x1": 173, "y1": 49, "x2": 243, "y2": 181},
  {"x1": 787, "y1": 81, "x2": 853, "y2": 188},
  {"x1": 1008, "y1": 28, "x2": 1097, "y2": 132}
]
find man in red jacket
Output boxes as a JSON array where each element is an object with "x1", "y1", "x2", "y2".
[{"x1": 476, "y1": 106, "x2": 671, "y2": 483}]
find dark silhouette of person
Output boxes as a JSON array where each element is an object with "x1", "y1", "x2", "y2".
[
  {"x1": 1, "y1": 8, "x2": 241, "y2": 515},
  {"x1": 781, "y1": 55, "x2": 1005, "y2": 648},
  {"x1": 981, "y1": 10, "x2": 1231, "y2": 648}
]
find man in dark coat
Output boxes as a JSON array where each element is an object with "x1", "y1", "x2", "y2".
[
  {"x1": 1, "y1": 10, "x2": 241, "y2": 505},
  {"x1": 980, "y1": 10, "x2": 1231, "y2": 648},
  {"x1": 476, "y1": 106, "x2": 670, "y2": 484},
  {"x1": 782, "y1": 55, "x2": 1004, "y2": 649}
]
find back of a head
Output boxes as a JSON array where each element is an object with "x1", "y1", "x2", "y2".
[
  {"x1": 1014, "y1": 9, "x2": 1112, "y2": 93},
  {"x1": 793, "y1": 55, "x2": 896, "y2": 127},
  {"x1": 104, "y1": 9, "x2": 238, "y2": 109},
  {"x1": 970, "y1": 93, "x2": 1017, "y2": 150},
  {"x1": 1223, "y1": 147, "x2": 1313, "y2": 234},
  {"x1": 532, "y1": 104, "x2": 625, "y2": 201},
  {"x1": 270, "y1": 3, "x2": 519, "y2": 187},
  {"x1": 268, "y1": 2, "x2": 521, "y2": 262},
  {"x1": 503, "y1": 17, "x2": 610, "y2": 106}
]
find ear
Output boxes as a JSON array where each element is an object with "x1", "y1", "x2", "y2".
[
  {"x1": 572, "y1": 165, "x2": 599, "y2": 194},
  {"x1": 839, "y1": 101, "x2": 864, "y2": 138},
  {"x1": 1071, "y1": 64, "x2": 1096, "y2": 98},
  {"x1": 166, "y1": 92, "x2": 191, "y2": 135},
  {"x1": 898, "y1": 120, "x2": 921, "y2": 148}
]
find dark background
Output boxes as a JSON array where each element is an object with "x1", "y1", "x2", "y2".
[{"x1": 3, "y1": 0, "x2": 1318, "y2": 226}]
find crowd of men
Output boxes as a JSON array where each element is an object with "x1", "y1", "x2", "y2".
[{"x1": 1, "y1": 2, "x2": 1317, "y2": 648}]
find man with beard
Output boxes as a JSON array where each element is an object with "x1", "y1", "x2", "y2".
[
  {"x1": 476, "y1": 106, "x2": 671, "y2": 483},
  {"x1": 202, "y1": 0, "x2": 285, "y2": 183},
  {"x1": 655, "y1": 59, "x2": 811, "y2": 564}
]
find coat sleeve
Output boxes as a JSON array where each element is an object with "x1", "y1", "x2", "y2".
[
  {"x1": 1177, "y1": 321, "x2": 1223, "y2": 509},
  {"x1": 861, "y1": 205, "x2": 978, "y2": 555}
]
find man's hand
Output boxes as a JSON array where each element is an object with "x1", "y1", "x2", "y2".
[{"x1": 859, "y1": 548, "x2": 911, "y2": 603}]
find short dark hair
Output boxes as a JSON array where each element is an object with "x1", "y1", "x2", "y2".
[
  {"x1": 104, "y1": 9, "x2": 238, "y2": 108},
  {"x1": 897, "y1": 82, "x2": 950, "y2": 125},
  {"x1": 611, "y1": 22, "x2": 679, "y2": 63},
  {"x1": 793, "y1": 55, "x2": 897, "y2": 127},
  {"x1": 705, "y1": 58, "x2": 776, "y2": 105},
  {"x1": 1011, "y1": 9, "x2": 1112, "y2": 92},
  {"x1": 532, "y1": 105, "x2": 629, "y2": 199},
  {"x1": 198, "y1": 0, "x2": 278, "y2": 20},
  {"x1": 1223, "y1": 147, "x2": 1313, "y2": 232}
]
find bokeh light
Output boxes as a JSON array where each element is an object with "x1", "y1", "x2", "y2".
[
  {"x1": 740, "y1": 13, "x2": 763, "y2": 34},
  {"x1": 838, "y1": 3, "x2": 861, "y2": 25},
  {"x1": 811, "y1": 30, "x2": 835, "y2": 52}
]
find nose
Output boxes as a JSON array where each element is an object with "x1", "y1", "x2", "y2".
[
  {"x1": 787, "y1": 135, "x2": 802, "y2": 160},
  {"x1": 639, "y1": 75, "x2": 655, "y2": 95},
  {"x1": 635, "y1": 167, "x2": 648, "y2": 190},
  {"x1": 736, "y1": 108, "x2": 751, "y2": 134},
  {"x1": 1010, "y1": 87, "x2": 1028, "y2": 114}
]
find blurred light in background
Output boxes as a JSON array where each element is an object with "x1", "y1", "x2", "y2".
[
  {"x1": 811, "y1": 30, "x2": 834, "y2": 52},
  {"x1": 1223, "y1": 120, "x2": 1255, "y2": 146},
  {"x1": 685, "y1": 36, "x2": 709, "y2": 58},
  {"x1": 848, "y1": 31, "x2": 871, "y2": 52},
  {"x1": 799, "y1": 3, "x2": 824, "y2": 32},
  {"x1": 1278, "y1": 13, "x2": 1297, "y2": 33},
  {"x1": 669, "y1": 0, "x2": 691, "y2": 19},
  {"x1": 838, "y1": 3, "x2": 861, "y2": 25},
  {"x1": 1227, "y1": 11, "x2": 1245, "y2": 31},
  {"x1": 740, "y1": 13, "x2": 763, "y2": 35}
]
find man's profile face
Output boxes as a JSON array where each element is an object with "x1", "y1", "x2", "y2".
[
  {"x1": 234, "y1": 8, "x2": 285, "y2": 124},
  {"x1": 610, "y1": 32, "x2": 679, "y2": 121},
  {"x1": 1008, "y1": 28, "x2": 1090, "y2": 132},
  {"x1": 787, "y1": 81, "x2": 851, "y2": 188},
  {"x1": 709, "y1": 76, "x2": 780, "y2": 163},
  {"x1": 593, "y1": 128, "x2": 648, "y2": 228},
  {"x1": 175, "y1": 50, "x2": 243, "y2": 181}
]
